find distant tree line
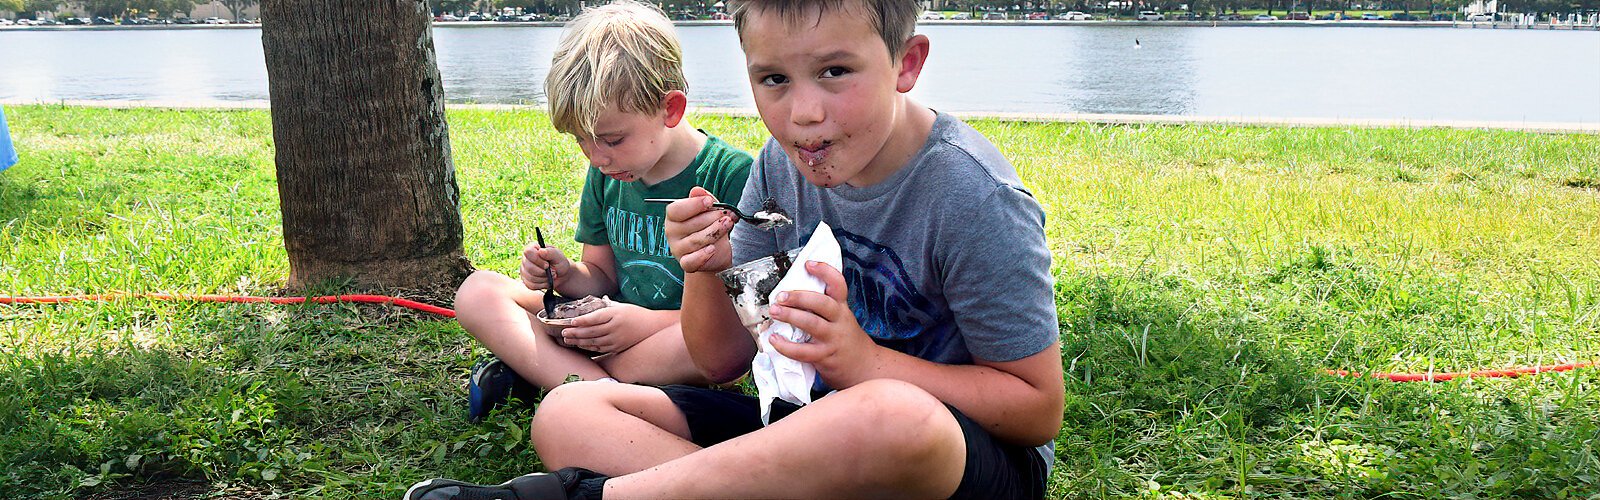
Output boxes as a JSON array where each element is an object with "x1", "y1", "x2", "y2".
[
  {"x1": 7, "y1": 0, "x2": 1593, "y2": 22},
  {"x1": 947, "y1": 0, "x2": 1597, "y2": 16},
  {"x1": 427, "y1": 0, "x2": 1598, "y2": 18},
  {"x1": 5, "y1": 0, "x2": 257, "y2": 19}
]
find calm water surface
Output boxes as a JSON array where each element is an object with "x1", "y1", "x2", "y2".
[{"x1": 1, "y1": 25, "x2": 1597, "y2": 123}]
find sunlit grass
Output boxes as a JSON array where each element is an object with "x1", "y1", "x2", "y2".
[{"x1": 1, "y1": 104, "x2": 1597, "y2": 498}]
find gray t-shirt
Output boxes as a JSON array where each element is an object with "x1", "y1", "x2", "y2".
[{"x1": 730, "y1": 112, "x2": 1058, "y2": 464}]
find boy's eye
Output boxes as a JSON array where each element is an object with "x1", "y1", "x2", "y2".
[
  {"x1": 603, "y1": 138, "x2": 624, "y2": 147},
  {"x1": 820, "y1": 66, "x2": 849, "y2": 78},
  {"x1": 759, "y1": 74, "x2": 789, "y2": 86}
]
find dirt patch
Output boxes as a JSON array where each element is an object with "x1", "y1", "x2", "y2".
[{"x1": 86, "y1": 481, "x2": 276, "y2": 500}]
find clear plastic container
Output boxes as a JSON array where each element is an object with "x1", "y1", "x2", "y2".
[{"x1": 715, "y1": 248, "x2": 802, "y2": 340}]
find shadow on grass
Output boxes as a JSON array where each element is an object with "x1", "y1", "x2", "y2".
[
  {"x1": 0, "y1": 302, "x2": 541, "y2": 498},
  {"x1": 1048, "y1": 262, "x2": 1600, "y2": 498}
]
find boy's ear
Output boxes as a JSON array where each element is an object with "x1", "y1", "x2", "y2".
[
  {"x1": 661, "y1": 90, "x2": 689, "y2": 128},
  {"x1": 895, "y1": 35, "x2": 931, "y2": 94}
]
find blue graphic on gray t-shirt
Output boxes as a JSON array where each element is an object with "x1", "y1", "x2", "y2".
[{"x1": 832, "y1": 228, "x2": 965, "y2": 365}]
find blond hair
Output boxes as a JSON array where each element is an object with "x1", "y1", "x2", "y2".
[{"x1": 546, "y1": 0, "x2": 687, "y2": 137}]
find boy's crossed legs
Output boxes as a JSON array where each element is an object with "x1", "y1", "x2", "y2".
[
  {"x1": 530, "y1": 378, "x2": 969, "y2": 498},
  {"x1": 455, "y1": 270, "x2": 707, "y2": 389}
]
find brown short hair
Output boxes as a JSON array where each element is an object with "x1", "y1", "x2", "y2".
[{"x1": 729, "y1": 0, "x2": 921, "y2": 57}]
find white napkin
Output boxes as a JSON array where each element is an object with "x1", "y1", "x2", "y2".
[{"x1": 752, "y1": 221, "x2": 841, "y2": 425}]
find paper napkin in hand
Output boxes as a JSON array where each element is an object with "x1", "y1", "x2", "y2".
[{"x1": 753, "y1": 221, "x2": 841, "y2": 424}]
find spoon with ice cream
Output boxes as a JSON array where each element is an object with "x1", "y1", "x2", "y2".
[{"x1": 645, "y1": 197, "x2": 793, "y2": 231}]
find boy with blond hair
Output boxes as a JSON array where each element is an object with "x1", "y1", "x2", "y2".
[
  {"x1": 411, "y1": 0, "x2": 1063, "y2": 498},
  {"x1": 451, "y1": 0, "x2": 751, "y2": 423}
]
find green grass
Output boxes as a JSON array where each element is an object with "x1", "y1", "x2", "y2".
[{"x1": 2, "y1": 104, "x2": 1598, "y2": 498}]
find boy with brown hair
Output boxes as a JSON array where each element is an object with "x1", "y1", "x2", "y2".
[{"x1": 410, "y1": 0, "x2": 1063, "y2": 498}]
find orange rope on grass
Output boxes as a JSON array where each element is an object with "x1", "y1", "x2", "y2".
[
  {"x1": 1326, "y1": 362, "x2": 1596, "y2": 382},
  {"x1": 0, "y1": 293, "x2": 456, "y2": 318}
]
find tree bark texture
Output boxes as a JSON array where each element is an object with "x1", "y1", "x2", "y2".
[{"x1": 261, "y1": 0, "x2": 471, "y2": 290}]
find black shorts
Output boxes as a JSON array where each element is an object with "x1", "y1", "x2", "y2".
[{"x1": 658, "y1": 385, "x2": 1049, "y2": 500}]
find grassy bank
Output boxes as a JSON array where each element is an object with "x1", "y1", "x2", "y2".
[{"x1": 1, "y1": 104, "x2": 1597, "y2": 498}]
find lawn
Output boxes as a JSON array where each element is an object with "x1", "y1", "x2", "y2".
[{"x1": 1, "y1": 104, "x2": 1597, "y2": 498}]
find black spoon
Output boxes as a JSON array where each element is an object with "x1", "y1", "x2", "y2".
[
  {"x1": 534, "y1": 227, "x2": 576, "y2": 318},
  {"x1": 643, "y1": 198, "x2": 793, "y2": 230}
]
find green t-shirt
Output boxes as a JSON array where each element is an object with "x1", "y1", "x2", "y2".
[{"x1": 575, "y1": 133, "x2": 752, "y2": 310}]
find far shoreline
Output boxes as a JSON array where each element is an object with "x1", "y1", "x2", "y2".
[
  {"x1": 2, "y1": 19, "x2": 1596, "y2": 31},
  {"x1": 4, "y1": 99, "x2": 1594, "y2": 133}
]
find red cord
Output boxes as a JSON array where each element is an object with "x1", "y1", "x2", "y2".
[
  {"x1": 1326, "y1": 362, "x2": 1595, "y2": 382},
  {"x1": 0, "y1": 293, "x2": 455, "y2": 318},
  {"x1": 4, "y1": 293, "x2": 1595, "y2": 382}
]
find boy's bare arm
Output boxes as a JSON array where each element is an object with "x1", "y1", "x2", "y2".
[
  {"x1": 666, "y1": 187, "x2": 759, "y2": 382},
  {"x1": 680, "y1": 272, "x2": 758, "y2": 382},
  {"x1": 557, "y1": 244, "x2": 622, "y2": 297},
  {"x1": 768, "y1": 262, "x2": 1065, "y2": 446}
]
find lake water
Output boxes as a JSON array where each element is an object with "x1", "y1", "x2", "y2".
[{"x1": 1, "y1": 25, "x2": 1597, "y2": 123}]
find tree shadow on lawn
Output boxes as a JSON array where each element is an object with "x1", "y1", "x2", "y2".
[
  {"x1": 0, "y1": 302, "x2": 543, "y2": 498},
  {"x1": 1049, "y1": 268, "x2": 1600, "y2": 498}
]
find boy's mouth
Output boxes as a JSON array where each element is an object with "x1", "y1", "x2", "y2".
[{"x1": 793, "y1": 141, "x2": 833, "y2": 167}]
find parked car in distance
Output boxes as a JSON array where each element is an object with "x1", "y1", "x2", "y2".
[
  {"x1": 948, "y1": 12, "x2": 971, "y2": 19},
  {"x1": 1137, "y1": 10, "x2": 1164, "y2": 20},
  {"x1": 91, "y1": 16, "x2": 115, "y2": 25},
  {"x1": 1466, "y1": 12, "x2": 1494, "y2": 21},
  {"x1": 203, "y1": 16, "x2": 230, "y2": 24},
  {"x1": 464, "y1": 13, "x2": 490, "y2": 21},
  {"x1": 0, "y1": 18, "x2": 13, "y2": 25},
  {"x1": 1286, "y1": 12, "x2": 1310, "y2": 20},
  {"x1": 1026, "y1": 11, "x2": 1050, "y2": 20},
  {"x1": 1213, "y1": 13, "x2": 1243, "y2": 20},
  {"x1": 434, "y1": 13, "x2": 461, "y2": 21},
  {"x1": 1359, "y1": 12, "x2": 1383, "y2": 20},
  {"x1": 1252, "y1": 14, "x2": 1277, "y2": 20},
  {"x1": 1060, "y1": 11, "x2": 1092, "y2": 20},
  {"x1": 1175, "y1": 12, "x2": 1203, "y2": 20},
  {"x1": 1389, "y1": 12, "x2": 1418, "y2": 20},
  {"x1": 63, "y1": 17, "x2": 89, "y2": 25},
  {"x1": 982, "y1": 12, "x2": 1007, "y2": 20}
]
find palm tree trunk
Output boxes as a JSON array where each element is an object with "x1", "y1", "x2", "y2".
[{"x1": 261, "y1": 0, "x2": 471, "y2": 291}]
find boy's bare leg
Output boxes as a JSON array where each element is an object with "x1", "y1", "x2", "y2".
[
  {"x1": 597, "y1": 323, "x2": 712, "y2": 386},
  {"x1": 535, "y1": 379, "x2": 967, "y2": 498},
  {"x1": 531, "y1": 381, "x2": 701, "y2": 474},
  {"x1": 455, "y1": 270, "x2": 608, "y2": 388}
]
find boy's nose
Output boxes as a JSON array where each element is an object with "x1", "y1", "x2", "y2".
[{"x1": 789, "y1": 88, "x2": 826, "y2": 126}]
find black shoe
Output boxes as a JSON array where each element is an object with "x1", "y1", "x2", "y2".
[
  {"x1": 404, "y1": 467, "x2": 608, "y2": 500},
  {"x1": 467, "y1": 356, "x2": 538, "y2": 423}
]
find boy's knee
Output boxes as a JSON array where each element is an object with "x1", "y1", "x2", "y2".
[
  {"x1": 840, "y1": 379, "x2": 956, "y2": 455},
  {"x1": 455, "y1": 271, "x2": 515, "y2": 312},
  {"x1": 530, "y1": 382, "x2": 608, "y2": 438},
  {"x1": 457, "y1": 270, "x2": 507, "y2": 299}
]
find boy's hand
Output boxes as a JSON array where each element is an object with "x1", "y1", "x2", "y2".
[
  {"x1": 766, "y1": 261, "x2": 884, "y2": 389},
  {"x1": 520, "y1": 242, "x2": 574, "y2": 291},
  {"x1": 664, "y1": 186, "x2": 737, "y2": 274},
  {"x1": 558, "y1": 303, "x2": 659, "y2": 354}
]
